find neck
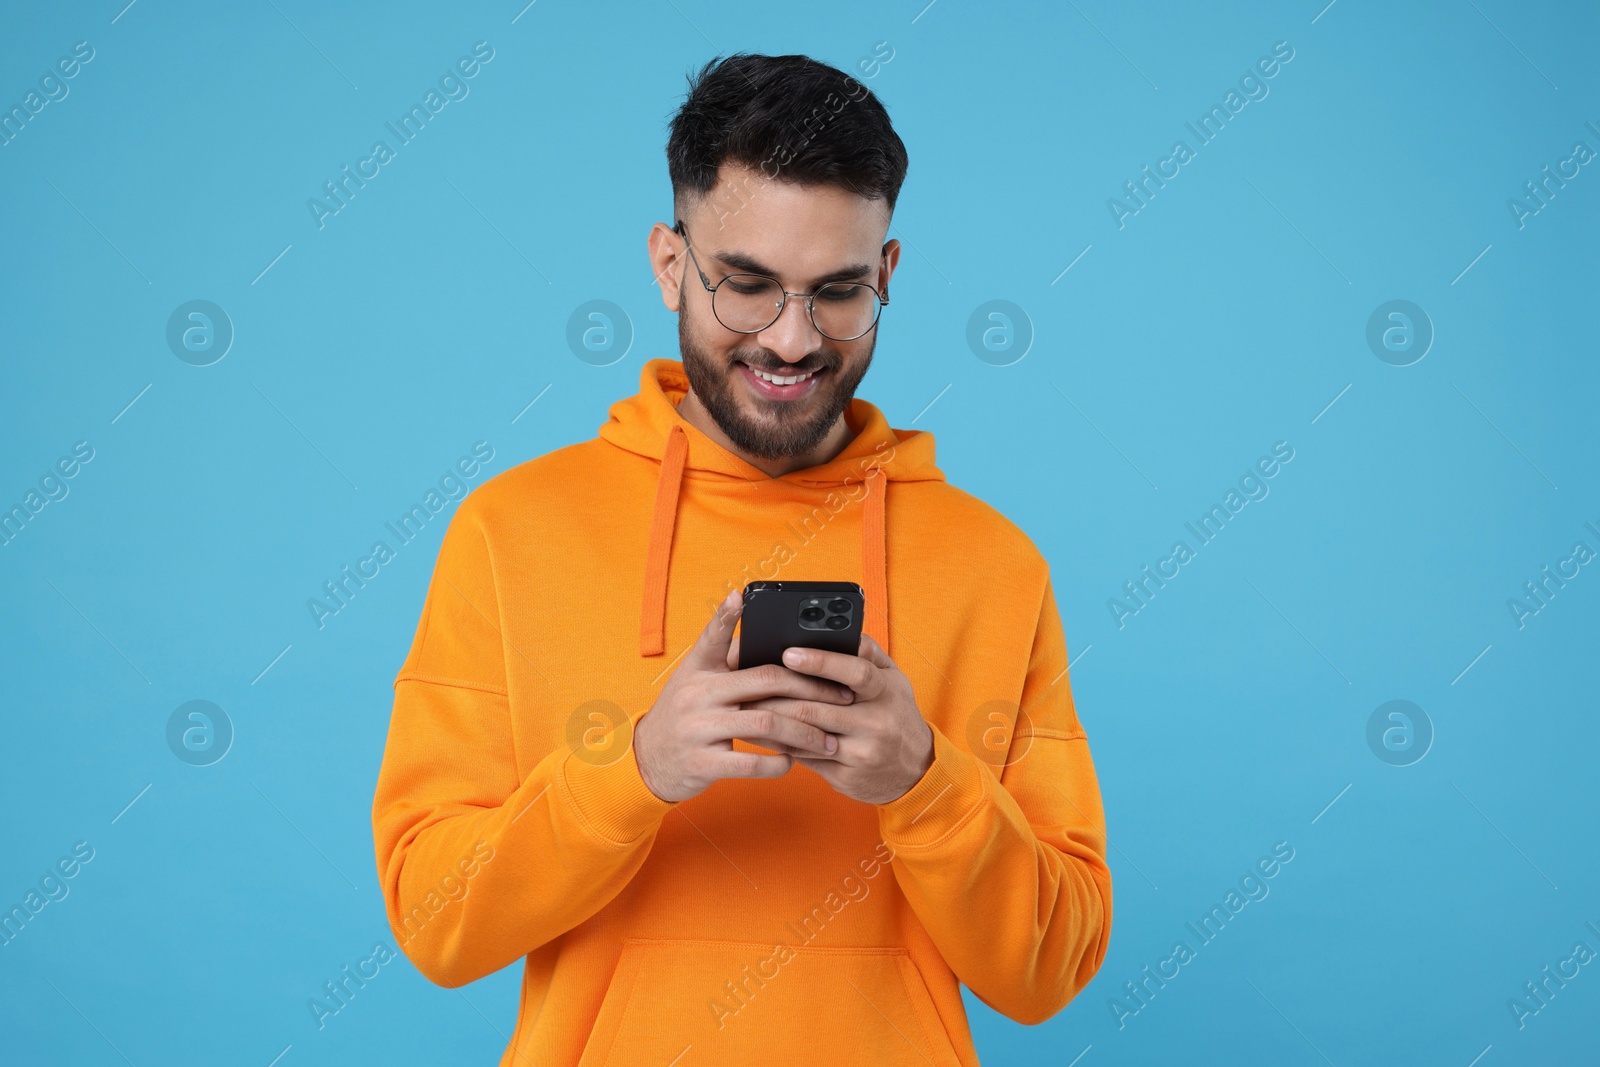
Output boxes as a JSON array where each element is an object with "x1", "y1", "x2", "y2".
[{"x1": 676, "y1": 387, "x2": 854, "y2": 478}]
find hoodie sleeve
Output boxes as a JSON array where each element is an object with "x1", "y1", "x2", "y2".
[
  {"x1": 371, "y1": 496, "x2": 677, "y2": 988},
  {"x1": 874, "y1": 575, "x2": 1112, "y2": 1024}
]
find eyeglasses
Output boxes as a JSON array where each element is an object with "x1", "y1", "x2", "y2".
[{"x1": 674, "y1": 220, "x2": 889, "y2": 341}]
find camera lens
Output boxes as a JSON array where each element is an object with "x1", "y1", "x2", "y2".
[
  {"x1": 828, "y1": 599, "x2": 851, "y2": 613},
  {"x1": 800, "y1": 606, "x2": 824, "y2": 622},
  {"x1": 825, "y1": 615, "x2": 849, "y2": 630}
]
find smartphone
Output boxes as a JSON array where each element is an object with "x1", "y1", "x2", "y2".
[{"x1": 738, "y1": 581, "x2": 865, "y2": 671}]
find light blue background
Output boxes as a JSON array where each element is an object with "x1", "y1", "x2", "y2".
[{"x1": 2, "y1": 1, "x2": 1596, "y2": 1064}]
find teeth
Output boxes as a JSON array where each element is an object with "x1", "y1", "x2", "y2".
[{"x1": 749, "y1": 365, "x2": 817, "y2": 387}]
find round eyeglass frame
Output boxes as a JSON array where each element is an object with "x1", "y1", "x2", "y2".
[{"x1": 673, "y1": 220, "x2": 890, "y2": 342}]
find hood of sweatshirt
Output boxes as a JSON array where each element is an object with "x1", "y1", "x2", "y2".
[{"x1": 597, "y1": 358, "x2": 946, "y2": 659}]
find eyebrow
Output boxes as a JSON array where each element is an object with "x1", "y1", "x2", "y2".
[{"x1": 709, "y1": 247, "x2": 876, "y2": 288}]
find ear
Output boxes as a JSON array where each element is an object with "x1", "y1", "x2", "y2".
[
  {"x1": 877, "y1": 238, "x2": 902, "y2": 301},
  {"x1": 647, "y1": 221, "x2": 684, "y2": 312}
]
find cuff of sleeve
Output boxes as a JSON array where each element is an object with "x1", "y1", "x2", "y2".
[
  {"x1": 561, "y1": 732, "x2": 677, "y2": 846},
  {"x1": 876, "y1": 724, "x2": 991, "y2": 849}
]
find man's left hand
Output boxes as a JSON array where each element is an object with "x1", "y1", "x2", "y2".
[{"x1": 737, "y1": 634, "x2": 933, "y2": 804}]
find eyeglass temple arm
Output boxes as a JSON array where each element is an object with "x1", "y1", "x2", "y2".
[{"x1": 673, "y1": 220, "x2": 715, "y2": 292}]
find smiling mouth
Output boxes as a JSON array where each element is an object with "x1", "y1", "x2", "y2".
[
  {"x1": 734, "y1": 360, "x2": 830, "y2": 403},
  {"x1": 743, "y1": 363, "x2": 823, "y2": 386}
]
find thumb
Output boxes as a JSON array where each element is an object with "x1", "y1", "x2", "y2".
[{"x1": 687, "y1": 589, "x2": 742, "y2": 671}]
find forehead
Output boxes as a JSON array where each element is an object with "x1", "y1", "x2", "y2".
[{"x1": 688, "y1": 162, "x2": 888, "y2": 279}]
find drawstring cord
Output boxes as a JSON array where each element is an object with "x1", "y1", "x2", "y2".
[
  {"x1": 860, "y1": 466, "x2": 890, "y2": 658},
  {"x1": 639, "y1": 424, "x2": 688, "y2": 657}
]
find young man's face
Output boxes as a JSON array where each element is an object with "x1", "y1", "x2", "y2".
[{"x1": 656, "y1": 163, "x2": 902, "y2": 461}]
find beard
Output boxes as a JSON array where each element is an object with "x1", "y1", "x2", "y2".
[{"x1": 678, "y1": 298, "x2": 874, "y2": 461}]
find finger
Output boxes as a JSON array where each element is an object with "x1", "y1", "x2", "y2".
[
  {"x1": 740, "y1": 696, "x2": 855, "y2": 737},
  {"x1": 778, "y1": 646, "x2": 879, "y2": 698},
  {"x1": 740, "y1": 737, "x2": 835, "y2": 760},
  {"x1": 686, "y1": 589, "x2": 743, "y2": 672},
  {"x1": 716, "y1": 707, "x2": 838, "y2": 757},
  {"x1": 726, "y1": 633, "x2": 740, "y2": 673},
  {"x1": 718, "y1": 663, "x2": 855, "y2": 706},
  {"x1": 857, "y1": 633, "x2": 896, "y2": 671},
  {"x1": 772, "y1": 741, "x2": 858, "y2": 766},
  {"x1": 792, "y1": 755, "x2": 841, "y2": 778},
  {"x1": 708, "y1": 748, "x2": 794, "y2": 780}
]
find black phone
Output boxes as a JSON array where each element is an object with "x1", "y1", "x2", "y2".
[{"x1": 738, "y1": 581, "x2": 865, "y2": 671}]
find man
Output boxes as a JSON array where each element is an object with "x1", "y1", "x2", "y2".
[{"x1": 373, "y1": 52, "x2": 1111, "y2": 1066}]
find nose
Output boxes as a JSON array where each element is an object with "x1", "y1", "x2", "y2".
[{"x1": 756, "y1": 290, "x2": 823, "y2": 364}]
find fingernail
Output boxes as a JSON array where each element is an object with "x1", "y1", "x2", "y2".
[
  {"x1": 825, "y1": 734, "x2": 837, "y2": 754},
  {"x1": 783, "y1": 648, "x2": 802, "y2": 665}
]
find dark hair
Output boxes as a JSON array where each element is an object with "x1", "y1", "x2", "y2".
[{"x1": 666, "y1": 53, "x2": 908, "y2": 219}]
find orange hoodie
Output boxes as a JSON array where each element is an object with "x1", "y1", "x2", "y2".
[{"x1": 372, "y1": 358, "x2": 1112, "y2": 1066}]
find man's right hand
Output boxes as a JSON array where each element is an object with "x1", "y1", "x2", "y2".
[{"x1": 633, "y1": 589, "x2": 854, "y2": 803}]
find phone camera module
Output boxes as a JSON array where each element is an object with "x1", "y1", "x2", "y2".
[{"x1": 799, "y1": 595, "x2": 855, "y2": 632}]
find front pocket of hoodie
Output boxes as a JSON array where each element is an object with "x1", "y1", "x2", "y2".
[{"x1": 576, "y1": 938, "x2": 963, "y2": 1067}]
